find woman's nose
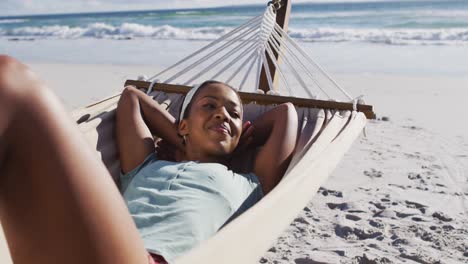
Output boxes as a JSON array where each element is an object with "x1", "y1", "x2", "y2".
[{"x1": 214, "y1": 107, "x2": 230, "y2": 121}]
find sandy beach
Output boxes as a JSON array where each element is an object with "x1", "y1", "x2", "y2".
[{"x1": 1, "y1": 58, "x2": 466, "y2": 263}]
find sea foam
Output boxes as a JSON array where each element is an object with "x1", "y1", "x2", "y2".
[
  {"x1": 2, "y1": 23, "x2": 468, "y2": 45},
  {"x1": 0, "y1": 19, "x2": 29, "y2": 24}
]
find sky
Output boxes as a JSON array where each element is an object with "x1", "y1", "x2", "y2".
[{"x1": 1, "y1": 0, "x2": 391, "y2": 16}]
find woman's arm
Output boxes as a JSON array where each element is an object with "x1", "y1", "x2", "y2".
[
  {"x1": 251, "y1": 102, "x2": 298, "y2": 195},
  {"x1": 125, "y1": 86, "x2": 183, "y2": 149},
  {"x1": 116, "y1": 86, "x2": 184, "y2": 173}
]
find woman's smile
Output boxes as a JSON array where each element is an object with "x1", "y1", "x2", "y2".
[{"x1": 209, "y1": 123, "x2": 231, "y2": 136}]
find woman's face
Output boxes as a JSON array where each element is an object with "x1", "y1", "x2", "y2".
[{"x1": 179, "y1": 83, "x2": 243, "y2": 159}]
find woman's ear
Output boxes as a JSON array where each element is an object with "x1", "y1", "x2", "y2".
[{"x1": 178, "y1": 119, "x2": 189, "y2": 136}]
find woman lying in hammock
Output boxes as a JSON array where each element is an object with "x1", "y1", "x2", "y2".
[{"x1": 0, "y1": 55, "x2": 298, "y2": 264}]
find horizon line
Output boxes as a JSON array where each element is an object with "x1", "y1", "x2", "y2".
[{"x1": 0, "y1": 0, "x2": 416, "y2": 18}]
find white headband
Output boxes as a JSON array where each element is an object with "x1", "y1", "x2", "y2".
[{"x1": 179, "y1": 84, "x2": 201, "y2": 121}]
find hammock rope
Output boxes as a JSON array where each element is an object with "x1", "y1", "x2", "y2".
[
  {"x1": 183, "y1": 34, "x2": 259, "y2": 85},
  {"x1": 266, "y1": 31, "x2": 316, "y2": 98},
  {"x1": 254, "y1": 55, "x2": 262, "y2": 93},
  {"x1": 263, "y1": 42, "x2": 292, "y2": 95},
  {"x1": 147, "y1": 15, "x2": 263, "y2": 82},
  {"x1": 225, "y1": 49, "x2": 257, "y2": 87},
  {"x1": 269, "y1": 27, "x2": 328, "y2": 98},
  {"x1": 164, "y1": 24, "x2": 260, "y2": 84},
  {"x1": 145, "y1": 5, "x2": 355, "y2": 103},
  {"x1": 238, "y1": 53, "x2": 258, "y2": 90},
  {"x1": 210, "y1": 47, "x2": 255, "y2": 82},
  {"x1": 273, "y1": 23, "x2": 353, "y2": 100}
]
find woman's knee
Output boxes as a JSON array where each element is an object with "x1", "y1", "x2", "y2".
[
  {"x1": 0, "y1": 55, "x2": 19, "y2": 70},
  {"x1": 117, "y1": 86, "x2": 139, "y2": 111},
  {"x1": 0, "y1": 55, "x2": 21, "y2": 95},
  {"x1": 0, "y1": 57, "x2": 59, "y2": 135},
  {"x1": 121, "y1": 85, "x2": 140, "y2": 98},
  {"x1": 0, "y1": 56, "x2": 26, "y2": 127},
  {"x1": 0, "y1": 55, "x2": 45, "y2": 100}
]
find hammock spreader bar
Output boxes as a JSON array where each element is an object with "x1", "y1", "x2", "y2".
[{"x1": 124, "y1": 80, "x2": 376, "y2": 119}]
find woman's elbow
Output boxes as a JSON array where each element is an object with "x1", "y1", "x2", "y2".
[
  {"x1": 279, "y1": 102, "x2": 298, "y2": 127},
  {"x1": 273, "y1": 102, "x2": 298, "y2": 150}
]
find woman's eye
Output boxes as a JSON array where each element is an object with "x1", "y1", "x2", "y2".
[
  {"x1": 203, "y1": 103, "x2": 216, "y2": 109},
  {"x1": 230, "y1": 112, "x2": 240, "y2": 119}
]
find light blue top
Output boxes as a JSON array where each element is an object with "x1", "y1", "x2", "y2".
[{"x1": 120, "y1": 153, "x2": 263, "y2": 263}]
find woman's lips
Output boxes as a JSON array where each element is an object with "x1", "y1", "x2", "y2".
[{"x1": 210, "y1": 125, "x2": 230, "y2": 135}]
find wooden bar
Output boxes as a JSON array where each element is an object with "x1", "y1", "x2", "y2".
[
  {"x1": 258, "y1": 0, "x2": 292, "y2": 93},
  {"x1": 124, "y1": 80, "x2": 376, "y2": 119}
]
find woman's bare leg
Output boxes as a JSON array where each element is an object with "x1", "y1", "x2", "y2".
[{"x1": 0, "y1": 56, "x2": 148, "y2": 264}]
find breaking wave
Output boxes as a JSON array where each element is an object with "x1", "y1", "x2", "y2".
[
  {"x1": 1, "y1": 22, "x2": 468, "y2": 45},
  {"x1": 0, "y1": 23, "x2": 231, "y2": 40},
  {"x1": 0, "y1": 18, "x2": 28, "y2": 24},
  {"x1": 288, "y1": 27, "x2": 468, "y2": 45}
]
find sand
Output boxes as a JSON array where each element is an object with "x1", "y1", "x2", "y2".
[
  {"x1": 260, "y1": 73, "x2": 468, "y2": 263},
  {"x1": 263, "y1": 121, "x2": 468, "y2": 263},
  {"x1": 1, "y1": 63, "x2": 467, "y2": 263}
]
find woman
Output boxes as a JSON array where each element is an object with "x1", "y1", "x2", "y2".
[{"x1": 0, "y1": 55, "x2": 298, "y2": 264}]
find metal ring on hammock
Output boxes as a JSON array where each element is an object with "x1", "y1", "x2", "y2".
[{"x1": 267, "y1": 0, "x2": 282, "y2": 12}]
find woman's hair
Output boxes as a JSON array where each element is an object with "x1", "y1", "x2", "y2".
[{"x1": 179, "y1": 80, "x2": 242, "y2": 120}]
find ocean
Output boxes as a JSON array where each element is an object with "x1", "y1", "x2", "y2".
[{"x1": 1, "y1": 0, "x2": 468, "y2": 45}]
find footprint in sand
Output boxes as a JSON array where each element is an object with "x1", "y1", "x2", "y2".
[
  {"x1": 396, "y1": 211, "x2": 419, "y2": 218},
  {"x1": 293, "y1": 217, "x2": 310, "y2": 225},
  {"x1": 368, "y1": 219, "x2": 384, "y2": 228},
  {"x1": 334, "y1": 224, "x2": 383, "y2": 240},
  {"x1": 392, "y1": 237, "x2": 409, "y2": 246},
  {"x1": 407, "y1": 172, "x2": 422, "y2": 180},
  {"x1": 363, "y1": 168, "x2": 383, "y2": 178},
  {"x1": 432, "y1": 211, "x2": 453, "y2": 222},
  {"x1": 388, "y1": 183, "x2": 407, "y2": 189},
  {"x1": 399, "y1": 252, "x2": 439, "y2": 264},
  {"x1": 352, "y1": 254, "x2": 392, "y2": 264},
  {"x1": 294, "y1": 257, "x2": 326, "y2": 264},
  {"x1": 369, "y1": 201, "x2": 386, "y2": 210},
  {"x1": 402, "y1": 125, "x2": 423, "y2": 130},
  {"x1": 388, "y1": 200, "x2": 428, "y2": 220},
  {"x1": 405, "y1": 200, "x2": 427, "y2": 214},
  {"x1": 326, "y1": 202, "x2": 349, "y2": 211},
  {"x1": 410, "y1": 216, "x2": 428, "y2": 222},
  {"x1": 317, "y1": 187, "x2": 343, "y2": 198},
  {"x1": 345, "y1": 214, "x2": 361, "y2": 221}
]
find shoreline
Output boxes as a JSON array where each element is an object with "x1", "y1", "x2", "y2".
[{"x1": 2, "y1": 39, "x2": 468, "y2": 77}]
